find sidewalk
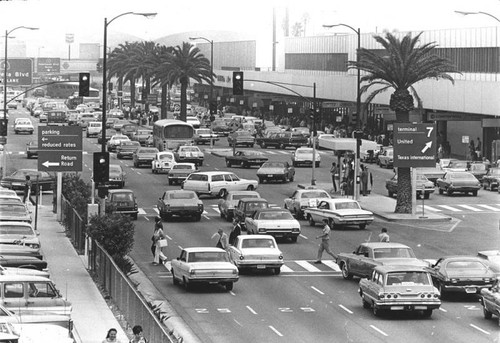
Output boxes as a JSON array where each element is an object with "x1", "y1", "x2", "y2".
[{"x1": 36, "y1": 205, "x2": 129, "y2": 343}]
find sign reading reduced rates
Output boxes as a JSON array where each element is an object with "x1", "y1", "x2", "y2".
[
  {"x1": 393, "y1": 123, "x2": 437, "y2": 168},
  {"x1": 38, "y1": 126, "x2": 83, "y2": 172}
]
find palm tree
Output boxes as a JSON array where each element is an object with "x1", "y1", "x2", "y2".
[
  {"x1": 349, "y1": 32, "x2": 459, "y2": 213},
  {"x1": 150, "y1": 45, "x2": 174, "y2": 119},
  {"x1": 128, "y1": 41, "x2": 159, "y2": 113},
  {"x1": 155, "y1": 42, "x2": 213, "y2": 122},
  {"x1": 107, "y1": 42, "x2": 140, "y2": 108}
]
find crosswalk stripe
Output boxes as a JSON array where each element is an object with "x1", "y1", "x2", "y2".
[
  {"x1": 266, "y1": 151, "x2": 278, "y2": 155},
  {"x1": 295, "y1": 261, "x2": 322, "y2": 272},
  {"x1": 457, "y1": 205, "x2": 483, "y2": 212},
  {"x1": 437, "y1": 205, "x2": 462, "y2": 212},
  {"x1": 281, "y1": 265, "x2": 294, "y2": 273},
  {"x1": 138, "y1": 208, "x2": 146, "y2": 215},
  {"x1": 477, "y1": 204, "x2": 500, "y2": 211},
  {"x1": 153, "y1": 208, "x2": 159, "y2": 214},
  {"x1": 212, "y1": 208, "x2": 220, "y2": 214},
  {"x1": 321, "y1": 260, "x2": 341, "y2": 272},
  {"x1": 418, "y1": 205, "x2": 441, "y2": 212}
]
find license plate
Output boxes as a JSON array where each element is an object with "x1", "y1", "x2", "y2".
[
  {"x1": 257, "y1": 265, "x2": 266, "y2": 269},
  {"x1": 465, "y1": 287, "x2": 477, "y2": 294},
  {"x1": 119, "y1": 202, "x2": 128, "y2": 206},
  {"x1": 267, "y1": 174, "x2": 273, "y2": 177}
]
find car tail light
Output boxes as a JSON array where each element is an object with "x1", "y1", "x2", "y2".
[
  {"x1": 190, "y1": 270, "x2": 196, "y2": 275},
  {"x1": 292, "y1": 228, "x2": 300, "y2": 232},
  {"x1": 279, "y1": 255, "x2": 283, "y2": 260},
  {"x1": 378, "y1": 293, "x2": 385, "y2": 299},
  {"x1": 28, "y1": 244, "x2": 40, "y2": 249},
  {"x1": 239, "y1": 255, "x2": 244, "y2": 260},
  {"x1": 232, "y1": 269, "x2": 238, "y2": 275},
  {"x1": 450, "y1": 278, "x2": 458, "y2": 283}
]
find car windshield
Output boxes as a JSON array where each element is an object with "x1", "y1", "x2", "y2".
[
  {"x1": 470, "y1": 164, "x2": 487, "y2": 171},
  {"x1": 373, "y1": 247, "x2": 416, "y2": 259},
  {"x1": 334, "y1": 202, "x2": 361, "y2": 210},
  {"x1": 233, "y1": 194, "x2": 258, "y2": 201},
  {"x1": 245, "y1": 202, "x2": 269, "y2": 211},
  {"x1": 181, "y1": 147, "x2": 200, "y2": 152},
  {"x1": 159, "y1": 154, "x2": 174, "y2": 160},
  {"x1": 262, "y1": 162, "x2": 284, "y2": 168},
  {"x1": 109, "y1": 165, "x2": 122, "y2": 173},
  {"x1": 112, "y1": 193, "x2": 134, "y2": 202},
  {"x1": 169, "y1": 192, "x2": 195, "y2": 200},
  {"x1": 302, "y1": 191, "x2": 329, "y2": 199},
  {"x1": 138, "y1": 149, "x2": 157, "y2": 154},
  {"x1": 197, "y1": 130, "x2": 210, "y2": 134},
  {"x1": 122, "y1": 142, "x2": 140, "y2": 146},
  {"x1": 386, "y1": 272, "x2": 430, "y2": 286},
  {"x1": 0, "y1": 225, "x2": 33, "y2": 235},
  {"x1": 0, "y1": 204, "x2": 27, "y2": 214},
  {"x1": 258, "y1": 211, "x2": 293, "y2": 220},
  {"x1": 189, "y1": 251, "x2": 229, "y2": 262},
  {"x1": 241, "y1": 238, "x2": 275, "y2": 249},
  {"x1": 296, "y1": 149, "x2": 312, "y2": 154},
  {"x1": 446, "y1": 261, "x2": 488, "y2": 270},
  {"x1": 450, "y1": 173, "x2": 476, "y2": 180}
]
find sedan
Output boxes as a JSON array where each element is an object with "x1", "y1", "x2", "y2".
[
  {"x1": 107, "y1": 134, "x2": 130, "y2": 152},
  {"x1": 257, "y1": 161, "x2": 295, "y2": 183},
  {"x1": 171, "y1": 247, "x2": 239, "y2": 291},
  {"x1": 291, "y1": 147, "x2": 321, "y2": 167},
  {"x1": 227, "y1": 130, "x2": 255, "y2": 148},
  {"x1": 98, "y1": 129, "x2": 117, "y2": 144},
  {"x1": 108, "y1": 164, "x2": 126, "y2": 189},
  {"x1": 482, "y1": 167, "x2": 500, "y2": 191},
  {"x1": 26, "y1": 141, "x2": 38, "y2": 159},
  {"x1": 283, "y1": 187, "x2": 331, "y2": 219},
  {"x1": 157, "y1": 190, "x2": 204, "y2": 221},
  {"x1": 480, "y1": 278, "x2": 500, "y2": 321},
  {"x1": 436, "y1": 171, "x2": 481, "y2": 196},
  {"x1": 245, "y1": 208, "x2": 301, "y2": 242},
  {"x1": 225, "y1": 151, "x2": 268, "y2": 168},
  {"x1": 227, "y1": 235, "x2": 283, "y2": 274},
  {"x1": 359, "y1": 265, "x2": 440, "y2": 318},
  {"x1": 469, "y1": 162, "x2": 490, "y2": 182},
  {"x1": 131, "y1": 129, "x2": 153, "y2": 146},
  {"x1": 0, "y1": 255, "x2": 47, "y2": 270},
  {"x1": 116, "y1": 141, "x2": 140, "y2": 159},
  {"x1": 133, "y1": 147, "x2": 159, "y2": 168},
  {"x1": 0, "y1": 203, "x2": 32, "y2": 223},
  {"x1": 304, "y1": 199, "x2": 374, "y2": 230},
  {"x1": 218, "y1": 190, "x2": 261, "y2": 222},
  {"x1": 0, "y1": 222, "x2": 40, "y2": 252},
  {"x1": 0, "y1": 170, "x2": 55, "y2": 194},
  {"x1": 426, "y1": 256, "x2": 497, "y2": 297},
  {"x1": 13, "y1": 118, "x2": 34, "y2": 134},
  {"x1": 152, "y1": 151, "x2": 176, "y2": 174},
  {"x1": 386, "y1": 174, "x2": 435, "y2": 199},
  {"x1": 167, "y1": 163, "x2": 197, "y2": 185}
]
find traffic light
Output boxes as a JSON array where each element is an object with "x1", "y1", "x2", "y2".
[
  {"x1": 209, "y1": 101, "x2": 217, "y2": 115},
  {"x1": 93, "y1": 152, "x2": 109, "y2": 184},
  {"x1": 79, "y1": 73, "x2": 90, "y2": 97},
  {"x1": 232, "y1": 71, "x2": 244, "y2": 95},
  {"x1": 0, "y1": 119, "x2": 7, "y2": 136}
]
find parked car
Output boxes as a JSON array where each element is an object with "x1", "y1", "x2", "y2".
[
  {"x1": 174, "y1": 145, "x2": 204, "y2": 166},
  {"x1": 468, "y1": 162, "x2": 490, "y2": 182},
  {"x1": 386, "y1": 174, "x2": 435, "y2": 199},
  {"x1": 481, "y1": 167, "x2": 500, "y2": 191},
  {"x1": 283, "y1": 187, "x2": 331, "y2": 219},
  {"x1": 225, "y1": 151, "x2": 268, "y2": 168},
  {"x1": 227, "y1": 235, "x2": 284, "y2": 274},
  {"x1": 182, "y1": 171, "x2": 258, "y2": 198},
  {"x1": 25, "y1": 141, "x2": 38, "y2": 159},
  {"x1": 0, "y1": 255, "x2": 47, "y2": 271},
  {"x1": 227, "y1": 130, "x2": 255, "y2": 147},
  {"x1": 304, "y1": 198, "x2": 374, "y2": 230},
  {"x1": 105, "y1": 189, "x2": 138, "y2": 220},
  {"x1": 359, "y1": 265, "x2": 441, "y2": 317},
  {"x1": 218, "y1": 190, "x2": 261, "y2": 222},
  {"x1": 436, "y1": 171, "x2": 481, "y2": 196},
  {"x1": 186, "y1": 116, "x2": 201, "y2": 128},
  {"x1": 0, "y1": 275, "x2": 72, "y2": 316},
  {"x1": 480, "y1": 278, "x2": 500, "y2": 321},
  {"x1": 337, "y1": 242, "x2": 429, "y2": 280},
  {"x1": 257, "y1": 161, "x2": 295, "y2": 183},
  {"x1": 291, "y1": 147, "x2": 321, "y2": 167},
  {"x1": 132, "y1": 147, "x2": 159, "y2": 168},
  {"x1": 131, "y1": 129, "x2": 153, "y2": 146},
  {"x1": 426, "y1": 256, "x2": 497, "y2": 297},
  {"x1": 0, "y1": 265, "x2": 49, "y2": 278},
  {"x1": 108, "y1": 164, "x2": 126, "y2": 188},
  {"x1": 116, "y1": 141, "x2": 140, "y2": 159},
  {"x1": 245, "y1": 208, "x2": 301, "y2": 242},
  {"x1": 378, "y1": 147, "x2": 394, "y2": 168},
  {"x1": 0, "y1": 222, "x2": 40, "y2": 252},
  {"x1": 167, "y1": 163, "x2": 197, "y2": 185},
  {"x1": 0, "y1": 204, "x2": 31, "y2": 224},
  {"x1": 157, "y1": 190, "x2": 204, "y2": 221},
  {"x1": 171, "y1": 247, "x2": 239, "y2": 291},
  {"x1": 151, "y1": 151, "x2": 176, "y2": 174},
  {"x1": 13, "y1": 119, "x2": 34, "y2": 134},
  {"x1": 0, "y1": 170, "x2": 54, "y2": 194},
  {"x1": 233, "y1": 198, "x2": 270, "y2": 230},
  {"x1": 106, "y1": 134, "x2": 130, "y2": 152},
  {"x1": 193, "y1": 128, "x2": 219, "y2": 145}
]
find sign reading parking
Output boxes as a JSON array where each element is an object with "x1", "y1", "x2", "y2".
[
  {"x1": 37, "y1": 126, "x2": 83, "y2": 172},
  {"x1": 393, "y1": 123, "x2": 436, "y2": 168}
]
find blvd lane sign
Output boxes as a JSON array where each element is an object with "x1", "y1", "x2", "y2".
[
  {"x1": 393, "y1": 123, "x2": 437, "y2": 168},
  {"x1": 37, "y1": 126, "x2": 83, "y2": 172}
]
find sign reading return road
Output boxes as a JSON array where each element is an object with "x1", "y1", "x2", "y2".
[
  {"x1": 38, "y1": 126, "x2": 83, "y2": 172},
  {"x1": 393, "y1": 123, "x2": 437, "y2": 168}
]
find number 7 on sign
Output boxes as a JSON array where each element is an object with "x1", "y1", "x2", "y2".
[{"x1": 426, "y1": 127, "x2": 434, "y2": 138}]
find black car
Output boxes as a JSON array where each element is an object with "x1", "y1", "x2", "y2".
[
  {"x1": 106, "y1": 189, "x2": 138, "y2": 220},
  {"x1": 225, "y1": 151, "x2": 268, "y2": 168},
  {"x1": 0, "y1": 169, "x2": 55, "y2": 193},
  {"x1": 97, "y1": 129, "x2": 117, "y2": 144},
  {"x1": 0, "y1": 254, "x2": 48, "y2": 270},
  {"x1": 0, "y1": 244, "x2": 43, "y2": 260}
]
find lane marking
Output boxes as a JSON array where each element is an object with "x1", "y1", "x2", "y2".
[
  {"x1": 438, "y1": 205, "x2": 462, "y2": 212},
  {"x1": 143, "y1": 216, "x2": 149, "y2": 221},
  {"x1": 246, "y1": 306, "x2": 257, "y2": 315},
  {"x1": 295, "y1": 261, "x2": 321, "y2": 272},
  {"x1": 438, "y1": 307, "x2": 447, "y2": 313},
  {"x1": 477, "y1": 204, "x2": 500, "y2": 211},
  {"x1": 268, "y1": 326, "x2": 283, "y2": 337},
  {"x1": 310, "y1": 286, "x2": 324, "y2": 295},
  {"x1": 370, "y1": 325, "x2": 388, "y2": 337},
  {"x1": 299, "y1": 234, "x2": 308, "y2": 240},
  {"x1": 457, "y1": 205, "x2": 482, "y2": 212},
  {"x1": 338, "y1": 304, "x2": 353, "y2": 314},
  {"x1": 469, "y1": 324, "x2": 490, "y2": 335},
  {"x1": 212, "y1": 208, "x2": 221, "y2": 214}
]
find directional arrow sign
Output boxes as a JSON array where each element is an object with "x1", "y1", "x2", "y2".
[
  {"x1": 393, "y1": 123, "x2": 437, "y2": 168},
  {"x1": 38, "y1": 151, "x2": 82, "y2": 172},
  {"x1": 38, "y1": 126, "x2": 83, "y2": 151}
]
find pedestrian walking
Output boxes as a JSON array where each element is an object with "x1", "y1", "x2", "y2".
[
  {"x1": 360, "y1": 164, "x2": 373, "y2": 196},
  {"x1": 379, "y1": 228, "x2": 390, "y2": 242},
  {"x1": 152, "y1": 216, "x2": 167, "y2": 265},
  {"x1": 314, "y1": 219, "x2": 336, "y2": 264},
  {"x1": 102, "y1": 328, "x2": 122, "y2": 343},
  {"x1": 129, "y1": 325, "x2": 148, "y2": 343},
  {"x1": 23, "y1": 175, "x2": 36, "y2": 205},
  {"x1": 330, "y1": 162, "x2": 338, "y2": 192},
  {"x1": 229, "y1": 218, "x2": 242, "y2": 246},
  {"x1": 212, "y1": 228, "x2": 228, "y2": 249}
]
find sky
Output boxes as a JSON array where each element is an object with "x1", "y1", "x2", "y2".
[{"x1": 1, "y1": 0, "x2": 500, "y2": 68}]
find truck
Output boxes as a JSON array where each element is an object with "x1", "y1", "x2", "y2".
[{"x1": 46, "y1": 110, "x2": 68, "y2": 126}]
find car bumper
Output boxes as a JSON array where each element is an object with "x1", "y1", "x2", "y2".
[
  {"x1": 258, "y1": 174, "x2": 287, "y2": 180},
  {"x1": 254, "y1": 230, "x2": 300, "y2": 239},
  {"x1": 164, "y1": 208, "x2": 203, "y2": 216},
  {"x1": 113, "y1": 209, "x2": 138, "y2": 216},
  {"x1": 15, "y1": 128, "x2": 34, "y2": 133},
  {"x1": 441, "y1": 283, "x2": 493, "y2": 293},
  {"x1": 374, "y1": 301, "x2": 441, "y2": 311},
  {"x1": 177, "y1": 157, "x2": 203, "y2": 163},
  {"x1": 235, "y1": 260, "x2": 284, "y2": 269},
  {"x1": 335, "y1": 218, "x2": 374, "y2": 226},
  {"x1": 196, "y1": 137, "x2": 219, "y2": 143},
  {"x1": 116, "y1": 151, "x2": 134, "y2": 157},
  {"x1": 187, "y1": 276, "x2": 239, "y2": 284},
  {"x1": 135, "y1": 159, "x2": 154, "y2": 165},
  {"x1": 448, "y1": 186, "x2": 481, "y2": 192}
]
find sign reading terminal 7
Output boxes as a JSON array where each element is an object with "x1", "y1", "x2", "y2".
[{"x1": 393, "y1": 123, "x2": 437, "y2": 168}]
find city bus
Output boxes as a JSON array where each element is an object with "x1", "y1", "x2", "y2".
[{"x1": 153, "y1": 119, "x2": 194, "y2": 151}]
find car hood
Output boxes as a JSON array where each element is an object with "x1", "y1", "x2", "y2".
[
  {"x1": 334, "y1": 209, "x2": 373, "y2": 216},
  {"x1": 377, "y1": 258, "x2": 429, "y2": 267},
  {"x1": 257, "y1": 168, "x2": 287, "y2": 174},
  {"x1": 136, "y1": 153, "x2": 157, "y2": 159},
  {"x1": 187, "y1": 262, "x2": 237, "y2": 270}
]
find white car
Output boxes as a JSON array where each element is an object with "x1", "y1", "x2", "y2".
[
  {"x1": 182, "y1": 171, "x2": 258, "y2": 198},
  {"x1": 193, "y1": 128, "x2": 219, "y2": 145},
  {"x1": 186, "y1": 116, "x2": 201, "y2": 128},
  {"x1": 291, "y1": 147, "x2": 321, "y2": 167},
  {"x1": 245, "y1": 208, "x2": 301, "y2": 242},
  {"x1": 283, "y1": 187, "x2": 331, "y2": 219},
  {"x1": 171, "y1": 247, "x2": 239, "y2": 291},
  {"x1": 174, "y1": 145, "x2": 205, "y2": 166},
  {"x1": 168, "y1": 163, "x2": 197, "y2": 185},
  {"x1": 107, "y1": 134, "x2": 130, "y2": 152},
  {"x1": 0, "y1": 222, "x2": 40, "y2": 252},
  {"x1": 227, "y1": 235, "x2": 284, "y2": 274},
  {"x1": 152, "y1": 151, "x2": 176, "y2": 174},
  {"x1": 304, "y1": 198, "x2": 374, "y2": 230},
  {"x1": 13, "y1": 119, "x2": 34, "y2": 134},
  {"x1": 86, "y1": 121, "x2": 102, "y2": 138}
]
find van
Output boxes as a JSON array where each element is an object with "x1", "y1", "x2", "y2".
[
  {"x1": 86, "y1": 122, "x2": 102, "y2": 138},
  {"x1": 0, "y1": 275, "x2": 72, "y2": 316},
  {"x1": 181, "y1": 171, "x2": 258, "y2": 198}
]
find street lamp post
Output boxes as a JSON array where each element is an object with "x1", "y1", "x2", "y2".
[
  {"x1": 189, "y1": 37, "x2": 214, "y2": 107},
  {"x1": 101, "y1": 12, "x2": 157, "y2": 154}
]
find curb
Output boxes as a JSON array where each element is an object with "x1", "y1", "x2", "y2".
[{"x1": 370, "y1": 212, "x2": 453, "y2": 223}]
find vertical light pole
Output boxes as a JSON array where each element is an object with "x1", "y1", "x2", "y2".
[
  {"x1": 189, "y1": 37, "x2": 214, "y2": 106},
  {"x1": 101, "y1": 12, "x2": 157, "y2": 154}
]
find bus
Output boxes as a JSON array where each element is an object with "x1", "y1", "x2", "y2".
[
  {"x1": 153, "y1": 119, "x2": 194, "y2": 151},
  {"x1": 47, "y1": 82, "x2": 100, "y2": 100}
]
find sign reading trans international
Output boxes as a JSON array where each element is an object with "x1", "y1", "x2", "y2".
[
  {"x1": 37, "y1": 126, "x2": 82, "y2": 172},
  {"x1": 0, "y1": 58, "x2": 33, "y2": 85},
  {"x1": 393, "y1": 123, "x2": 437, "y2": 168}
]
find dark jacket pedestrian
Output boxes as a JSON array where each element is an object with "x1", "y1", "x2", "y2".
[
  {"x1": 229, "y1": 219, "x2": 242, "y2": 245},
  {"x1": 330, "y1": 162, "x2": 338, "y2": 192},
  {"x1": 23, "y1": 175, "x2": 36, "y2": 205}
]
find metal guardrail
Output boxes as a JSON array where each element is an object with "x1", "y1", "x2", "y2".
[{"x1": 60, "y1": 197, "x2": 86, "y2": 254}]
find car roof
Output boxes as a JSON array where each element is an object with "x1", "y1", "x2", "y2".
[
  {"x1": 438, "y1": 255, "x2": 487, "y2": 262},
  {"x1": 0, "y1": 274, "x2": 53, "y2": 282},
  {"x1": 164, "y1": 190, "x2": 196, "y2": 194},
  {"x1": 477, "y1": 250, "x2": 500, "y2": 257},
  {"x1": 254, "y1": 208, "x2": 288, "y2": 213},
  {"x1": 239, "y1": 197, "x2": 268, "y2": 203},
  {"x1": 361, "y1": 242, "x2": 411, "y2": 249},
  {"x1": 108, "y1": 189, "x2": 134, "y2": 194},
  {"x1": 321, "y1": 198, "x2": 358, "y2": 204},
  {"x1": 190, "y1": 171, "x2": 234, "y2": 175},
  {"x1": 228, "y1": 190, "x2": 259, "y2": 195},
  {"x1": 183, "y1": 247, "x2": 227, "y2": 253},
  {"x1": 239, "y1": 234, "x2": 275, "y2": 240},
  {"x1": 0, "y1": 221, "x2": 32, "y2": 227},
  {"x1": 373, "y1": 265, "x2": 428, "y2": 273}
]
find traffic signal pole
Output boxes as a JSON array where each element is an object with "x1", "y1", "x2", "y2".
[{"x1": 311, "y1": 83, "x2": 317, "y2": 186}]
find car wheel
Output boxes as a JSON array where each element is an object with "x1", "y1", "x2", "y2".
[
  {"x1": 483, "y1": 183, "x2": 487, "y2": 190},
  {"x1": 242, "y1": 162, "x2": 249, "y2": 169},
  {"x1": 373, "y1": 305, "x2": 381, "y2": 317},
  {"x1": 219, "y1": 189, "x2": 227, "y2": 198},
  {"x1": 120, "y1": 182, "x2": 125, "y2": 188},
  {"x1": 224, "y1": 282, "x2": 234, "y2": 291},
  {"x1": 172, "y1": 271, "x2": 179, "y2": 285},
  {"x1": 183, "y1": 277, "x2": 192, "y2": 291},
  {"x1": 226, "y1": 160, "x2": 232, "y2": 167},
  {"x1": 246, "y1": 185, "x2": 255, "y2": 191},
  {"x1": 422, "y1": 309, "x2": 433, "y2": 318},
  {"x1": 341, "y1": 262, "x2": 353, "y2": 280},
  {"x1": 292, "y1": 161, "x2": 297, "y2": 167},
  {"x1": 117, "y1": 154, "x2": 122, "y2": 159},
  {"x1": 308, "y1": 214, "x2": 315, "y2": 227},
  {"x1": 438, "y1": 188, "x2": 443, "y2": 195},
  {"x1": 260, "y1": 142, "x2": 267, "y2": 149},
  {"x1": 168, "y1": 180, "x2": 173, "y2": 185},
  {"x1": 194, "y1": 214, "x2": 202, "y2": 222},
  {"x1": 315, "y1": 162, "x2": 320, "y2": 168},
  {"x1": 132, "y1": 213, "x2": 138, "y2": 220},
  {"x1": 483, "y1": 304, "x2": 493, "y2": 319},
  {"x1": 198, "y1": 160, "x2": 203, "y2": 166},
  {"x1": 362, "y1": 295, "x2": 371, "y2": 309},
  {"x1": 290, "y1": 236, "x2": 298, "y2": 243},
  {"x1": 437, "y1": 282, "x2": 446, "y2": 298},
  {"x1": 472, "y1": 190, "x2": 478, "y2": 196},
  {"x1": 423, "y1": 193, "x2": 430, "y2": 200},
  {"x1": 359, "y1": 224, "x2": 366, "y2": 230},
  {"x1": 446, "y1": 188, "x2": 453, "y2": 196},
  {"x1": 249, "y1": 144, "x2": 254, "y2": 148},
  {"x1": 274, "y1": 267, "x2": 281, "y2": 275}
]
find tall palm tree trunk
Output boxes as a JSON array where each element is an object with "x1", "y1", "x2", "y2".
[
  {"x1": 130, "y1": 80, "x2": 136, "y2": 108},
  {"x1": 161, "y1": 83, "x2": 167, "y2": 119},
  {"x1": 180, "y1": 77, "x2": 188, "y2": 122},
  {"x1": 395, "y1": 106, "x2": 412, "y2": 213}
]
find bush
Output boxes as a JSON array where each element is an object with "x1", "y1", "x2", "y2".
[
  {"x1": 62, "y1": 174, "x2": 91, "y2": 218},
  {"x1": 88, "y1": 213, "x2": 135, "y2": 258}
]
